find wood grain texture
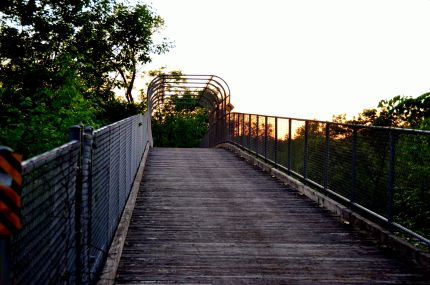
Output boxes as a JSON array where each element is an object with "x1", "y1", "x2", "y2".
[{"x1": 115, "y1": 148, "x2": 430, "y2": 284}]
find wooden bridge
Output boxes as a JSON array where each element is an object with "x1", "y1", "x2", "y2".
[
  {"x1": 110, "y1": 147, "x2": 429, "y2": 284},
  {"x1": 6, "y1": 75, "x2": 430, "y2": 284}
]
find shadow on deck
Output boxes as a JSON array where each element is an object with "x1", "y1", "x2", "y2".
[{"x1": 114, "y1": 147, "x2": 430, "y2": 284}]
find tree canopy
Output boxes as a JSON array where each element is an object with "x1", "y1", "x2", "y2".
[
  {"x1": 335, "y1": 93, "x2": 430, "y2": 129},
  {"x1": 0, "y1": 0, "x2": 171, "y2": 158}
]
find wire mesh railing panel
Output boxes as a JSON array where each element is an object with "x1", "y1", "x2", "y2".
[
  {"x1": 243, "y1": 114, "x2": 250, "y2": 149},
  {"x1": 89, "y1": 126, "x2": 111, "y2": 279},
  {"x1": 214, "y1": 111, "x2": 430, "y2": 247},
  {"x1": 327, "y1": 124, "x2": 353, "y2": 199},
  {"x1": 250, "y1": 115, "x2": 258, "y2": 154},
  {"x1": 236, "y1": 113, "x2": 242, "y2": 145},
  {"x1": 290, "y1": 120, "x2": 306, "y2": 177},
  {"x1": 118, "y1": 122, "x2": 127, "y2": 219},
  {"x1": 277, "y1": 118, "x2": 289, "y2": 169},
  {"x1": 237, "y1": 113, "x2": 244, "y2": 146},
  {"x1": 9, "y1": 112, "x2": 150, "y2": 285},
  {"x1": 394, "y1": 132, "x2": 430, "y2": 242},
  {"x1": 11, "y1": 142, "x2": 80, "y2": 285},
  {"x1": 109, "y1": 124, "x2": 121, "y2": 239},
  {"x1": 241, "y1": 113, "x2": 247, "y2": 147},
  {"x1": 266, "y1": 117, "x2": 276, "y2": 163},
  {"x1": 307, "y1": 121, "x2": 327, "y2": 186},
  {"x1": 89, "y1": 114, "x2": 148, "y2": 280},
  {"x1": 257, "y1": 115, "x2": 265, "y2": 157},
  {"x1": 355, "y1": 128, "x2": 390, "y2": 217}
]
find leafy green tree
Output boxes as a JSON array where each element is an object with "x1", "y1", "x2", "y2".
[
  {"x1": 0, "y1": 59, "x2": 99, "y2": 158},
  {"x1": 335, "y1": 93, "x2": 430, "y2": 129},
  {"x1": 331, "y1": 93, "x2": 430, "y2": 240},
  {"x1": 0, "y1": 0, "x2": 171, "y2": 157},
  {"x1": 75, "y1": 2, "x2": 172, "y2": 103},
  {"x1": 152, "y1": 103, "x2": 208, "y2": 147}
]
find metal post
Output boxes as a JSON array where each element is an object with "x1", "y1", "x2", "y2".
[
  {"x1": 227, "y1": 112, "x2": 231, "y2": 141},
  {"x1": 304, "y1": 121, "x2": 309, "y2": 180},
  {"x1": 387, "y1": 130, "x2": 395, "y2": 225},
  {"x1": 264, "y1": 116, "x2": 268, "y2": 161},
  {"x1": 288, "y1": 119, "x2": 292, "y2": 173},
  {"x1": 274, "y1": 117, "x2": 278, "y2": 165},
  {"x1": 214, "y1": 110, "x2": 218, "y2": 146},
  {"x1": 324, "y1": 123, "x2": 330, "y2": 190},
  {"x1": 69, "y1": 124, "x2": 83, "y2": 285},
  {"x1": 351, "y1": 128, "x2": 357, "y2": 204},
  {"x1": 242, "y1": 113, "x2": 245, "y2": 147},
  {"x1": 248, "y1": 114, "x2": 251, "y2": 149},
  {"x1": 256, "y1": 116, "x2": 259, "y2": 157},
  {"x1": 235, "y1": 113, "x2": 238, "y2": 143}
]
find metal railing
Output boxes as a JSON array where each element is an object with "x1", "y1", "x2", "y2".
[
  {"x1": 9, "y1": 113, "x2": 152, "y2": 284},
  {"x1": 209, "y1": 112, "x2": 430, "y2": 249}
]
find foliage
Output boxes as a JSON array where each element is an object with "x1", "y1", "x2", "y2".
[
  {"x1": 0, "y1": 0, "x2": 169, "y2": 158},
  {"x1": 152, "y1": 102, "x2": 208, "y2": 148},
  {"x1": 335, "y1": 93, "x2": 430, "y2": 129},
  {"x1": 98, "y1": 99, "x2": 147, "y2": 124},
  {"x1": 305, "y1": 92, "x2": 430, "y2": 241},
  {"x1": 0, "y1": 59, "x2": 99, "y2": 158},
  {"x1": 75, "y1": 2, "x2": 172, "y2": 102}
]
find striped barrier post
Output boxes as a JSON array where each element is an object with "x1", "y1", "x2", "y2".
[{"x1": 0, "y1": 146, "x2": 22, "y2": 285}]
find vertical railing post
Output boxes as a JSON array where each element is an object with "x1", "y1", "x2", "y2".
[
  {"x1": 274, "y1": 117, "x2": 278, "y2": 165},
  {"x1": 256, "y1": 116, "x2": 259, "y2": 157},
  {"x1": 351, "y1": 127, "x2": 357, "y2": 204},
  {"x1": 235, "y1": 113, "x2": 239, "y2": 144},
  {"x1": 242, "y1": 113, "x2": 245, "y2": 147},
  {"x1": 215, "y1": 110, "x2": 218, "y2": 146},
  {"x1": 304, "y1": 121, "x2": 309, "y2": 180},
  {"x1": 387, "y1": 130, "x2": 395, "y2": 225},
  {"x1": 264, "y1": 116, "x2": 268, "y2": 161},
  {"x1": 69, "y1": 124, "x2": 83, "y2": 285},
  {"x1": 248, "y1": 114, "x2": 251, "y2": 149},
  {"x1": 288, "y1": 119, "x2": 292, "y2": 173},
  {"x1": 324, "y1": 123, "x2": 330, "y2": 190},
  {"x1": 227, "y1": 112, "x2": 231, "y2": 143}
]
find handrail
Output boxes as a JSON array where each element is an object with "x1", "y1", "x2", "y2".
[
  {"x1": 10, "y1": 113, "x2": 152, "y2": 284},
  {"x1": 208, "y1": 111, "x2": 430, "y2": 249}
]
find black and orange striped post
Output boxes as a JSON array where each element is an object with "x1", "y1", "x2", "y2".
[
  {"x1": 0, "y1": 146, "x2": 23, "y2": 235},
  {"x1": 0, "y1": 146, "x2": 22, "y2": 285}
]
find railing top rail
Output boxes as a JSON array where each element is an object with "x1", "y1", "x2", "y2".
[
  {"x1": 22, "y1": 140, "x2": 80, "y2": 173},
  {"x1": 232, "y1": 111, "x2": 430, "y2": 135}
]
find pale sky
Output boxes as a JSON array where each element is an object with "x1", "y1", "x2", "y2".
[{"x1": 141, "y1": 0, "x2": 430, "y2": 120}]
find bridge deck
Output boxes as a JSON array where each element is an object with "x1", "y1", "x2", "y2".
[{"x1": 115, "y1": 147, "x2": 429, "y2": 284}]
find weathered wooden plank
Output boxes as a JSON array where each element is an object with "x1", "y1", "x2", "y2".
[{"x1": 115, "y1": 148, "x2": 430, "y2": 284}]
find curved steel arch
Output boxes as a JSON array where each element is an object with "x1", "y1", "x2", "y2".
[{"x1": 147, "y1": 74, "x2": 232, "y2": 113}]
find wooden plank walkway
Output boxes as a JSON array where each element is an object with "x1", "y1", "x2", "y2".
[{"x1": 115, "y1": 147, "x2": 430, "y2": 284}]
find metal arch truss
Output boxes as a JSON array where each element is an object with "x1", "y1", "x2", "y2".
[{"x1": 147, "y1": 74, "x2": 233, "y2": 114}]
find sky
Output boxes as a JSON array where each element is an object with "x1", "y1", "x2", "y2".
[{"x1": 141, "y1": 0, "x2": 430, "y2": 120}]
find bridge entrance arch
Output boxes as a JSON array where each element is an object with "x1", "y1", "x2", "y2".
[{"x1": 147, "y1": 74, "x2": 234, "y2": 146}]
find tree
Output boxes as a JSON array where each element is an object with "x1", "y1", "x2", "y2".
[
  {"x1": 0, "y1": 59, "x2": 99, "y2": 158},
  {"x1": 152, "y1": 103, "x2": 209, "y2": 147},
  {"x1": 0, "y1": 0, "x2": 171, "y2": 157},
  {"x1": 75, "y1": 2, "x2": 172, "y2": 103},
  {"x1": 334, "y1": 93, "x2": 430, "y2": 129}
]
